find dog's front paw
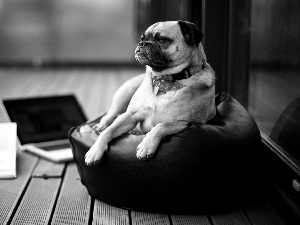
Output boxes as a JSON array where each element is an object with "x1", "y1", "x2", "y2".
[
  {"x1": 84, "y1": 142, "x2": 108, "y2": 166},
  {"x1": 136, "y1": 134, "x2": 160, "y2": 160}
]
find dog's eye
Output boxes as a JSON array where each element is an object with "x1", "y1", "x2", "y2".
[
  {"x1": 156, "y1": 36, "x2": 170, "y2": 43},
  {"x1": 155, "y1": 37, "x2": 172, "y2": 47},
  {"x1": 140, "y1": 34, "x2": 145, "y2": 41},
  {"x1": 156, "y1": 36, "x2": 164, "y2": 41}
]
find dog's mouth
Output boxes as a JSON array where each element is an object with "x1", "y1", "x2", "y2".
[{"x1": 135, "y1": 43, "x2": 169, "y2": 69}]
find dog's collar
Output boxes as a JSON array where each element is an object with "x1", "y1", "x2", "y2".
[
  {"x1": 152, "y1": 63, "x2": 205, "y2": 95},
  {"x1": 170, "y1": 63, "x2": 205, "y2": 81},
  {"x1": 153, "y1": 63, "x2": 205, "y2": 83}
]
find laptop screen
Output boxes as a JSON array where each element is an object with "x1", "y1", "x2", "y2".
[{"x1": 3, "y1": 95, "x2": 87, "y2": 144}]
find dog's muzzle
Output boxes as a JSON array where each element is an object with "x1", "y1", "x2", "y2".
[{"x1": 135, "y1": 41, "x2": 168, "y2": 68}]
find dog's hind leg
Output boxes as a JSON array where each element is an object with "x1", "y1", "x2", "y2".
[
  {"x1": 136, "y1": 120, "x2": 189, "y2": 160},
  {"x1": 94, "y1": 73, "x2": 146, "y2": 132}
]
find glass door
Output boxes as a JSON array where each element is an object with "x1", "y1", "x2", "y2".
[{"x1": 248, "y1": 0, "x2": 300, "y2": 170}]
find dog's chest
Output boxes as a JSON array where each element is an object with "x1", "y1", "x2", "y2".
[
  {"x1": 128, "y1": 73, "x2": 211, "y2": 131},
  {"x1": 152, "y1": 75, "x2": 184, "y2": 95}
]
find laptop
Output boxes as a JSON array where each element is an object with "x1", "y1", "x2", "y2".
[{"x1": 3, "y1": 95, "x2": 87, "y2": 162}]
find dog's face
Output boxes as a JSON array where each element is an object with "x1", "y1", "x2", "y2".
[{"x1": 135, "y1": 20, "x2": 204, "y2": 71}]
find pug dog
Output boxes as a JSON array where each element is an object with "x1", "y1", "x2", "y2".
[{"x1": 85, "y1": 20, "x2": 216, "y2": 166}]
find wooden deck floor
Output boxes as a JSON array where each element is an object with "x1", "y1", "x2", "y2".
[{"x1": 0, "y1": 68, "x2": 291, "y2": 224}]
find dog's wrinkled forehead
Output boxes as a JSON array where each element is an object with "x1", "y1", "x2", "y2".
[
  {"x1": 144, "y1": 21, "x2": 203, "y2": 47},
  {"x1": 145, "y1": 21, "x2": 182, "y2": 40}
]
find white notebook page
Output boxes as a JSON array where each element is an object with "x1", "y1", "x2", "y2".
[{"x1": 0, "y1": 123, "x2": 17, "y2": 178}]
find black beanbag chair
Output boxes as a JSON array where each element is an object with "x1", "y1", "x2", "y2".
[{"x1": 69, "y1": 93, "x2": 261, "y2": 214}]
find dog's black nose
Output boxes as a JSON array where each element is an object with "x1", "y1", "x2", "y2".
[{"x1": 138, "y1": 41, "x2": 145, "y2": 47}]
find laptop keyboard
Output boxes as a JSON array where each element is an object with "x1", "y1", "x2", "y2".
[{"x1": 40, "y1": 143, "x2": 71, "y2": 151}]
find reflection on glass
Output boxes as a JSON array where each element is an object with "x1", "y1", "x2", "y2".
[{"x1": 249, "y1": 0, "x2": 300, "y2": 163}]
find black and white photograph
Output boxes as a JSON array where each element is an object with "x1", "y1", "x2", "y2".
[{"x1": 0, "y1": 0, "x2": 299, "y2": 224}]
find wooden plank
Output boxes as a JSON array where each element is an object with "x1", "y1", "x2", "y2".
[
  {"x1": 10, "y1": 177, "x2": 61, "y2": 225},
  {"x1": 73, "y1": 71, "x2": 90, "y2": 109},
  {"x1": 0, "y1": 69, "x2": 48, "y2": 99},
  {"x1": 40, "y1": 70, "x2": 70, "y2": 96},
  {"x1": 2, "y1": 70, "x2": 41, "y2": 99},
  {"x1": 51, "y1": 163, "x2": 91, "y2": 225},
  {"x1": 49, "y1": 70, "x2": 74, "y2": 95},
  {"x1": 171, "y1": 215, "x2": 211, "y2": 225},
  {"x1": 0, "y1": 151, "x2": 38, "y2": 225},
  {"x1": 90, "y1": 69, "x2": 141, "y2": 117},
  {"x1": 31, "y1": 159, "x2": 65, "y2": 178},
  {"x1": 0, "y1": 71, "x2": 32, "y2": 121},
  {"x1": 96, "y1": 71, "x2": 112, "y2": 115},
  {"x1": 210, "y1": 209, "x2": 251, "y2": 225},
  {"x1": 79, "y1": 71, "x2": 99, "y2": 119},
  {"x1": 9, "y1": 71, "x2": 44, "y2": 98},
  {"x1": 22, "y1": 70, "x2": 56, "y2": 97},
  {"x1": 243, "y1": 202, "x2": 287, "y2": 225},
  {"x1": 84, "y1": 71, "x2": 103, "y2": 119},
  {"x1": 131, "y1": 212, "x2": 170, "y2": 225},
  {"x1": 35, "y1": 70, "x2": 61, "y2": 96},
  {"x1": 56, "y1": 70, "x2": 79, "y2": 95},
  {"x1": 106, "y1": 71, "x2": 122, "y2": 110},
  {"x1": 0, "y1": 71, "x2": 19, "y2": 94},
  {"x1": 92, "y1": 200, "x2": 129, "y2": 225},
  {"x1": 0, "y1": 71, "x2": 26, "y2": 98}
]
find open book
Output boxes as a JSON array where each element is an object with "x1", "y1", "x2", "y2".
[{"x1": 0, "y1": 123, "x2": 17, "y2": 178}]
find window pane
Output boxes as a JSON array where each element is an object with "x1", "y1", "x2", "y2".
[{"x1": 249, "y1": 0, "x2": 300, "y2": 163}]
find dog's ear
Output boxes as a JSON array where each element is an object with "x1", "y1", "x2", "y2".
[{"x1": 178, "y1": 20, "x2": 204, "y2": 46}]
